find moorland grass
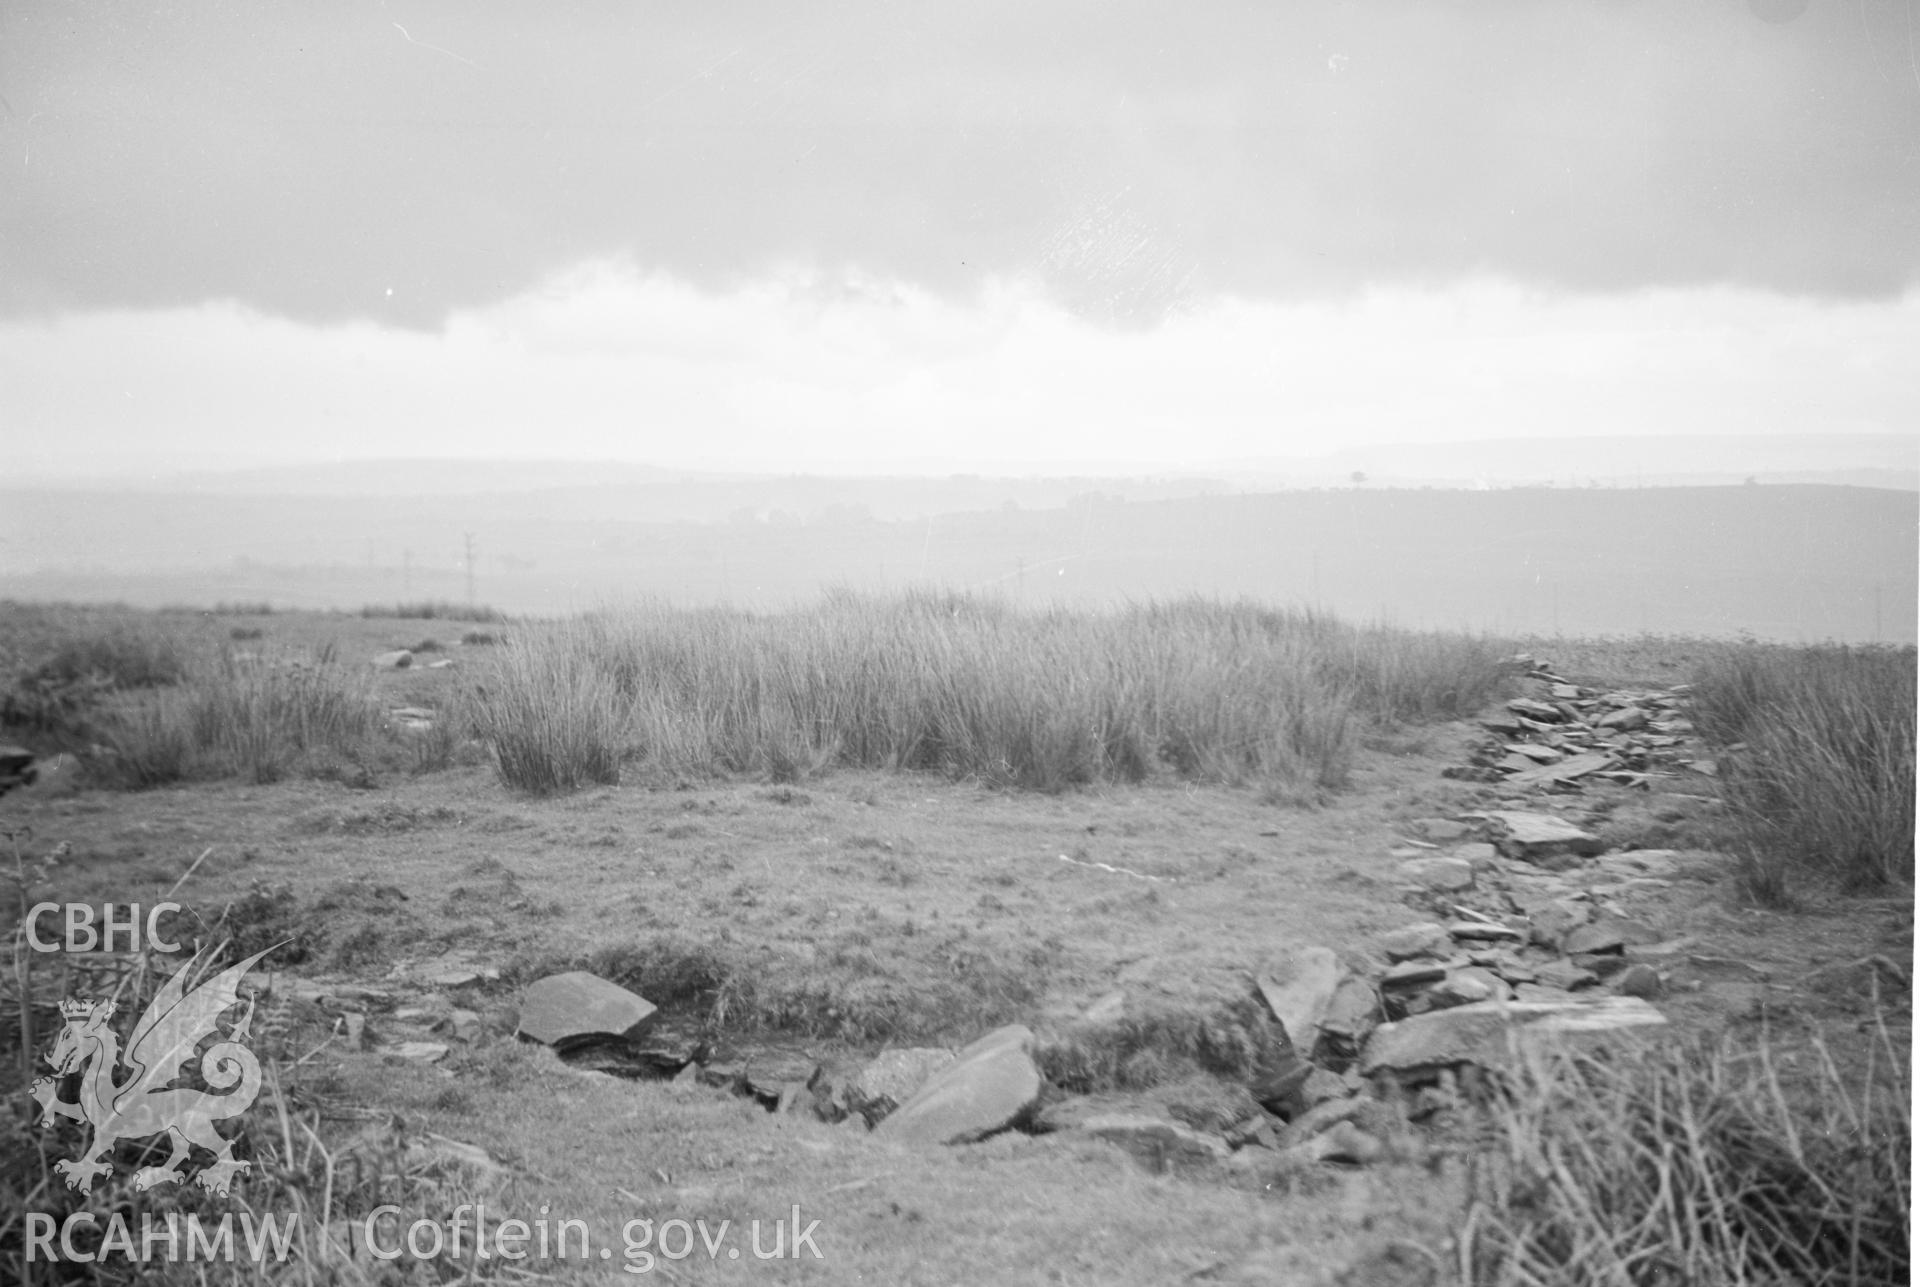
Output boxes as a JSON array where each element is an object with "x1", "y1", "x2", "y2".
[
  {"x1": 90, "y1": 648, "x2": 382, "y2": 787},
  {"x1": 1468, "y1": 1015, "x2": 1909, "y2": 1287},
  {"x1": 1690, "y1": 642, "x2": 1916, "y2": 899},
  {"x1": 470, "y1": 593, "x2": 1515, "y2": 796}
]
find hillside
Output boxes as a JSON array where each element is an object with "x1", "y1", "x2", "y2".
[{"x1": 2, "y1": 483, "x2": 1912, "y2": 641}]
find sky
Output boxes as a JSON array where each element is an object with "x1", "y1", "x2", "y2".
[{"x1": 2, "y1": 0, "x2": 1917, "y2": 477}]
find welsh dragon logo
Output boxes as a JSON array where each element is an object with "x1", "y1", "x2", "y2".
[{"x1": 30, "y1": 945, "x2": 276, "y2": 1197}]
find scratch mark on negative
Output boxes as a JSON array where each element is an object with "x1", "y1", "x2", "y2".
[{"x1": 394, "y1": 22, "x2": 481, "y2": 69}]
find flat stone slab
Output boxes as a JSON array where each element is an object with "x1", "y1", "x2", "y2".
[
  {"x1": 1506, "y1": 698, "x2": 1565, "y2": 722},
  {"x1": 516, "y1": 972, "x2": 658, "y2": 1049},
  {"x1": 1257, "y1": 947, "x2": 1341, "y2": 1052},
  {"x1": 1475, "y1": 811, "x2": 1604, "y2": 863},
  {"x1": 875, "y1": 1025, "x2": 1040, "y2": 1145},
  {"x1": 1447, "y1": 920, "x2": 1525, "y2": 943},
  {"x1": 1396, "y1": 857, "x2": 1475, "y2": 893},
  {"x1": 371, "y1": 649, "x2": 414, "y2": 670},
  {"x1": 1504, "y1": 752, "x2": 1616, "y2": 788},
  {"x1": 1374, "y1": 922, "x2": 1450, "y2": 961},
  {"x1": 1361, "y1": 996, "x2": 1667, "y2": 1076}
]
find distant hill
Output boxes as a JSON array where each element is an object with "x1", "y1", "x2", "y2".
[{"x1": 1, "y1": 480, "x2": 1911, "y2": 642}]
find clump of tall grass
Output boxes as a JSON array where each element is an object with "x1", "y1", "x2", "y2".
[
  {"x1": 0, "y1": 626, "x2": 191, "y2": 735},
  {"x1": 1691, "y1": 643, "x2": 1916, "y2": 899},
  {"x1": 91, "y1": 649, "x2": 380, "y2": 787},
  {"x1": 468, "y1": 623, "x2": 627, "y2": 793},
  {"x1": 1466, "y1": 1016, "x2": 1909, "y2": 1287},
  {"x1": 469, "y1": 593, "x2": 1511, "y2": 796}
]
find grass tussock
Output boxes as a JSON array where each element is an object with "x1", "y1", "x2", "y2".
[
  {"x1": 91, "y1": 649, "x2": 381, "y2": 787},
  {"x1": 0, "y1": 626, "x2": 191, "y2": 735},
  {"x1": 470, "y1": 593, "x2": 1511, "y2": 797},
  {"x1": 469, "y1": 623, "x2": 627, "y2": 793},
  {"x1": 1467, "y1": 1018, "x2": 1910, "y2": 1287},
  {"x1": 1690, "y1": 643, "x2": 1916, "y2": 899}
]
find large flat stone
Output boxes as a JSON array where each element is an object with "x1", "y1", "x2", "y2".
[
  {"x1": 875, "y1": 1025, "x2": 1040, "y2": 1145},
  {"x1": 1504, "y1": 752, "x2": 1616, "y2": 788},
  {"x1": 1360, "y1": 996, "x2": 1667, "y2": 1076},
  {"x1": 1475, "y1": 811, "x2": 1604, "y2": 864},
  {"x1": 1395, "y1": 856, "x2": 1475, "y2": 893},
  {"x1": 1257, "y1": 947, "x2": 1342, "y2": 1053},
  {"x1": 516, "y1": 972, "x2": 657, "y2": 1049}
]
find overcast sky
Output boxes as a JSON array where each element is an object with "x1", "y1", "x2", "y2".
[{"x1": 3, "y1": 0, "x2": 1917, "y2": 477}]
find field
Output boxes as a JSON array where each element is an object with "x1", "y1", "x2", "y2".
[{"x1": 0, "y1": 597, "x2": 1910, "y2": 1285}]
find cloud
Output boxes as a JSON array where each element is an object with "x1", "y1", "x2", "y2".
[
  {"x1": 0, "y1": 0, "x2": 1915, "y2": 328},
  {"x1": 3, "y1": 261, "x2": 1914, "y2": 476}
]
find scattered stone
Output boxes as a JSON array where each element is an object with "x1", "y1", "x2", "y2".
[
  {"x1": 1307, "y1": 1121, "x2": 1383, "y2": 1165},
  {"x1": 875, "y1": 1025, "x2": 1041, "y2": 1146},
  {"x1": 439, "y1": 1009, "x2": 483, "y2": 1043},
  {"x1": 1361, "y1": 996, "x2": 1668, "y2": 1077},
  {"x1": 1380, "y1": 961, "x2": 1448, "y2": 990},
  {"x1": 1446, "y1": 920, "x2": 1525, "y2": 943},
  {"x1": 1476, "y1": 811, "x2": 1604, "y2": 865},
  {"x1": 1318, "y1": 977, "x2": 1382, "y2": 1060},
  {"x1": 1257, "y1": 947, "x2": 1342, "y2": 1052},
  {"x1": 1293, "y1": 1066, "x2": 1355, "y2": 1113},
  {"x1": 1598, "y1": 849, "x2": 1684, "y2": 879},
  {"x1": 1374, "y1": 923, "x2": 1451, "y2": 961},
  {"x1": 744, "y1": 1054, "x2": 823, "y2": 1104},
  {"x1": 1396, "y1": 857, "x2": 1475, "y2": 893},
  {"x1": 1506, "y1": 698, "x2": 1564, "y2": 722},
  {"x1": 1563, "y1": 915, "x2": 1658, "y2": 956},
  {"x1": 414, "y1": 953, "x2": 499, "y2": 987},
  {"x1": 389, "y1": 1041, "x2": 450, "y2": 1063},
  {"x1": 1452, "y1": 842, "x2": 1502, "y2": 874},
  {"x1": 1411, "y1": 818, "x2": 1472, "y2": 842},
  {"x1": 516, "y1": 972, "x2": 658, "y2": 1050},
  {"x1": 372, "y1": 649, "x2": 414, "y2": 670},
  {"x1": 1427, "y1": 967, "x2": 1513, "y2": 1008},
  {"x1": 1070, "y1": 1115, "x2": 1231, "y2": 1175},
  {"x1": 1505, "y1": 752, "x2": 1616, "y2": 788},
  {"x1": 1527, "y1": 899, "x2": 1592, "y2": 950},
  {"x1": 1597, "y1": 706, "x2": 1648, "y2": 732},
  {"x1": 1249, "y1": 1046, "x2": 1316, "y2": 1109},
  {"x1": 1077, "y1": 991, "x2": 1127, "y2": 1025},
  {"x1": 1615, "y1": 964, "x2": 1664, "y2": 999},
  {"x1": 849, "y1": 1048, "x2": 956, "y2": 1119},
  {"x1": 1571, "y1": 952, "x2": 1631, "y2": 979},
  {"x1": 1506, "y1": 743, "x2": 1566, "y2": 764}
]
